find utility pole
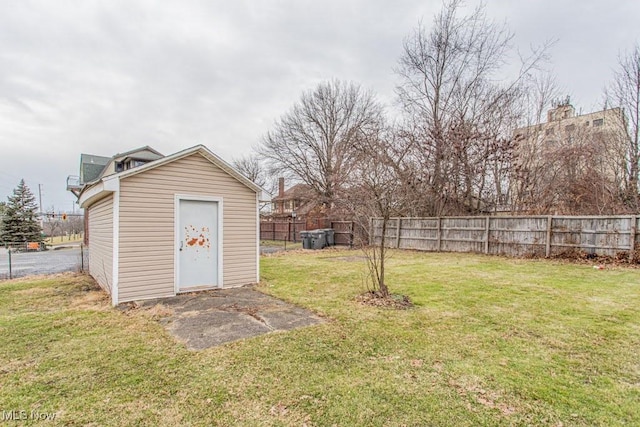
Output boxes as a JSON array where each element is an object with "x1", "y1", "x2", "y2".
[
  {"x1": 38, "y1": 184, "x2": 44, "y2": 228},
  {"x1": 38, "y1": 184, "x2": 43, "y2": 214}
]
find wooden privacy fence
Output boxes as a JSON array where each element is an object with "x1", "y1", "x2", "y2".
[
  {"x1": 260, "y1": 219, "x2": 357, "y2": 246},
  {"x1": 371, "y1": 215, "x2": 640, "y2": 259},
  {"x1": 260, "y1": 220, "x2": 306, "y2": 242}
]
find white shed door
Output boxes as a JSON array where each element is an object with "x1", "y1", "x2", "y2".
[{"x1": 178, "y1": 199, "x2": 219, "y2": 290}]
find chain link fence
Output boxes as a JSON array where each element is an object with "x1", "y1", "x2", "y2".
[{"x1": 0, "y1": 243, "x2": 88, "y2": 280}]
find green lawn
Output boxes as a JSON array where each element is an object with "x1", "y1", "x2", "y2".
[
  {"x1": 1, "y1": 250, "x2": 639, "y2": 426},
  {"x1": 44, "y1": 234, "x2": 83, "y2": 245}
]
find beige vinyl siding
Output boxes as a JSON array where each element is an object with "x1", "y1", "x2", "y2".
[
  {"x1": 87, "y1": 194, "x2": 113, "y2": 293},
  {"x1": 117, "y1": 153, "x2": 257, "y2": 302}
]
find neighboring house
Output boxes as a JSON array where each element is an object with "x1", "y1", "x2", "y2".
[
  {"x1": 67, "y1": 147, "x2": 164, "y2": 198},
  {"x1": 68, "y1": 145, "x2": 261, "y2": 306},
  {"x1": 270, "y1": 177, "x2": 317, "y2": 219}
]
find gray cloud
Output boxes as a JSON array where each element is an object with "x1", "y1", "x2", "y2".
[{"x1": 0, "y1": 0, "x2": 638, "y2": 209}]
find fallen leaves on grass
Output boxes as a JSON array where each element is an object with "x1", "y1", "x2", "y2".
[
  {"x1": 552, "y1": 249, "x2": 639, "y2": 266},
  {"x1": 355, "y1": 291, "x2": 413, "y2": 309}
]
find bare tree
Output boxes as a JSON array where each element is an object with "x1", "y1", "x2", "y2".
[
  {"x1": 232, "y1": 154, "x2": 276, "y2": 194},
  {"x1": 511, "y1": 110, "x2": 629, "y2": 215},
  {"x1": 607, "y1": 44, "x2": 640, "y2": 211},
  {"x1": 42, "y1": 213, "x2": 84, "y2": 240},
  {"x1": 341, "y1": 124, "x2": 415, "y2": 299},
  {"x1": 395, "y1": 0, "x2": 549, "y2": 216},
  {"x1": 258, "y1": 80, "x2": 384, "y2": 213},
  {"x1": 523, "y1": 71, "x2": 561, "y2": 125},
  {"x1": 232, "y1": 154, "x2": 262, "y2": 184},
  {"x1": 509, "y1": 72, "x2": 560, "y2": 212}
]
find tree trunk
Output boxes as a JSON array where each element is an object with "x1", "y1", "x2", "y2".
[{"x1": 378, "y1": 216, "x2": 389, "y2": 297}]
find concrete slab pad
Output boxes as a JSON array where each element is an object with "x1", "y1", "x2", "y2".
[{"x1": 137, "y1": 286, "x2": 324, "y2": 350}]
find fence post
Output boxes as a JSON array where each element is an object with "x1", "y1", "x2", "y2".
[
  {"x1": 350, "y1": 221, "x2": 354, "y2": 248},
  {"x1": 395, "y1": 217, "x2": 401, "y2": 248},
  {"x1": 80, "y1": 244, "x2": 84, "y2": 272},
  {"x1": 8, "y1": 249, "x2": 12, "y2": 280},
  {"x1": 545, "y1": 215, "x2": 553, "y2": 257},
  {"x1": 484, "y1": 216, "x2": 490, "y2": 254},
  {"x1": 369, "y1": 217, "x2": 374, "y2": 246},
  {"x1": 437, "y1": 217, "x2": 442, "y2": 252},
  {"x1": 629, "y1": 215, "x2": 637, "y2": 262}
]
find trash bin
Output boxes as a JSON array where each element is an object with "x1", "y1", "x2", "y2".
[
  {"x1": 300, "y1": 231, "x2": 312, "y2": 249},
  {"x1": 322, "y1": 229, "x2": 335, "y2": 246},
  {"x1": 310, "y1": 230, "x2": 326, "y2": 250}
]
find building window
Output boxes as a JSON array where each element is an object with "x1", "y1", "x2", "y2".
[
  {"x1": 124, "y1": 159, "x2": 147, "y2": 170},
  {"x1": 593, "y1": 118, "x2": 604, "y2": 126},
  {"x1": 584, "y1": 121, "x2": 589, "y2": 126}
]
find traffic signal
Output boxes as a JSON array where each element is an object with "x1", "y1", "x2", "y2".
[{"x1": 62, "y1": 213, "x2": 68, "y2": 221}]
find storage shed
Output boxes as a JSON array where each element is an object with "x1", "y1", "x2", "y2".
[{"x1": 77, "y1": 145, "x2": 261, "y2": 305}]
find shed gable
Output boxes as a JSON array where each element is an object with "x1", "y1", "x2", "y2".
[{"x1": 116, "y1": 153, "x2": 257, "y2": 303}]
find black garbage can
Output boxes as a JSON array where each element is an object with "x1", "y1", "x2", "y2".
[
  {"x1": 310, "y1": 230, "x2": 326, "y2": 249},
  {"x1": 322, "y1": 229, "x2": 335, "y2": 246},
  {"x1": 300, "y1": 231, "x2": 312, "y2": 249}
]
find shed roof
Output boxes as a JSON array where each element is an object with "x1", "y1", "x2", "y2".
[{"x1": 79, "y1": 145, "x2": 264, "y2": 208}]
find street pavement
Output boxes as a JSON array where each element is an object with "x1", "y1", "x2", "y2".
[{"x1": 0, "y1": 245, "x2": 84, "y2": 280}]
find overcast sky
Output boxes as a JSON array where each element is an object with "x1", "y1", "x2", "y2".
[{"x1": 1, "y1": 0, "x2": 639, "y2": 211}]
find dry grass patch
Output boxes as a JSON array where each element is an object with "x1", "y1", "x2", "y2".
[
  {"x1": 121, "y1": 302, "x2": 176, "y2": 320},
  {"x1": 13, "y1": 286, "x2": 52, "y2": 296},
  {"x1": 70, "y1": 289, "x2": 110, "y2": 310}
]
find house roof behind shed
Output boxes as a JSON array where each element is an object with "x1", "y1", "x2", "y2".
[
  {"x1": 112, "y1": 146, "x2": 164, "y2": 161},
  {"x1": 272, "y1": 183, "x2": 314, "y2": 201},
  {"x1": 80, "y1": 154, "x2": 110, "y2": 184}
]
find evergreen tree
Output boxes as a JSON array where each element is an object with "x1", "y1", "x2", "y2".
[
  {"x1": 0, "y1": 180, "x2": 43, "y2": 244},
  {"x1": 0, "y1": 202, "x2": 5, "y2": 240}
]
